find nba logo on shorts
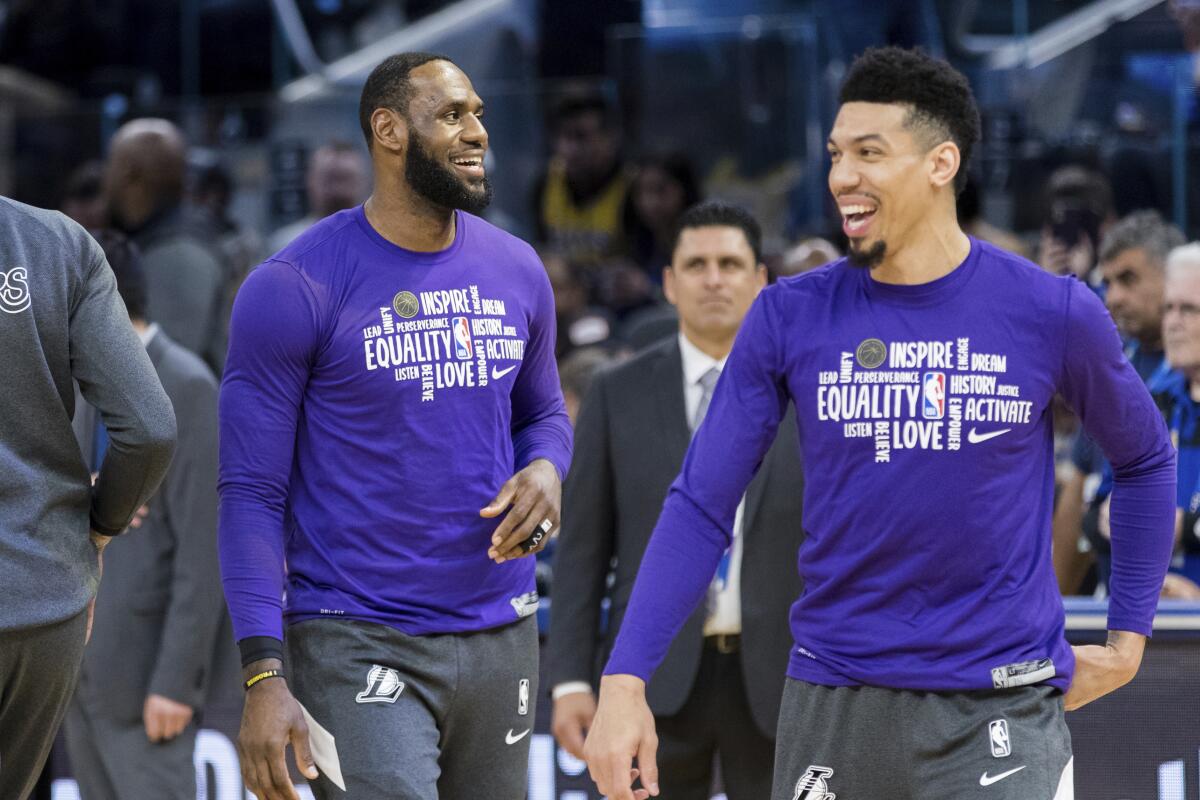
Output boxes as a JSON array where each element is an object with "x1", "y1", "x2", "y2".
[
  {"x1": 452, "y1": 316, "x2": 472, "y2": 360},
  {"x1": 989, "y1": 719, "x2": 1012, "y2": 758},
  {"x1": 922, "y1": 371, "x2": 945, "y2": 419}
]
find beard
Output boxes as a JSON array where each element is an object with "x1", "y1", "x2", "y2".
[
  {"x1": 406, "y1": 132, "x2": 493, "y2": 214},
  {"x1": 847, "y1": 238, "x2": 887, "y2": 269}
]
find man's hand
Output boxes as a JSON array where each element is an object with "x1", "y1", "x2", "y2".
[
  {"x1": 1162, "y1": 572, "x2": 1200, "y2": 600},
  {"x1": 1038, "y1": 229, "x2": 1094, "y2": 279},
  {"x1": 128, "y1": 503, "x2": 151, "y2": 529},
  {"x1": 583, "y1": 675, "x2": 660, "y2": 800},
  {"x1": 144, "y1": 693, "x2": 194, "y2": 742},
  {"x1": 552, "y1": 690, "x2": 597, "y2": 760},
  {"x1": 1064, "y1": 630, "x2": 1146, "y2": 711},
  {"x1": 85, "y1": 530, "x2": 112, "y2": 646},
  {"x1": 1097, "y1": 497, "x2": 1111, "y2": 541},
  {"x1": 481, "y1": 459, "x2": 561, "y2": 563},
  {"x1": 238, "y1": 660, "x2": 319, "y2": 800}
]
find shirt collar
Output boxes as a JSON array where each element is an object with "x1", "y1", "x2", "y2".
[{"x1": 678, "y1": 332, "x2": 728, "y2": 386}]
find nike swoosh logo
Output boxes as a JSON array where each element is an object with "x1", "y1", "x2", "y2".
[
  {"x1": 492, "y1": 365, "x2": 518, "y2": 380},
  {"x1": 505, "y1": 728, "x2": 530, "y2": 745},
  {"x1": 980, "y1": 766, "x2": 1026, "y2": 786},
  {"x1": 967, "y1": 427, "x2": 1012, "y2": 444}
]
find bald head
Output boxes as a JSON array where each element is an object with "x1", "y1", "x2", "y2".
[{"x1": 106, "y1": 118, "x2": 188, "y2": 231}]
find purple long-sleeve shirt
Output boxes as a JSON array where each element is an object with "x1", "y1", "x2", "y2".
[
  {"x1": 606, "y1": 239, "x2": 1175, "y2": 692},
  {"x1": 219, "y1": 207, "x2": 572, "y2": 643}
]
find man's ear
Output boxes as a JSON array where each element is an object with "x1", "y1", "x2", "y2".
[
  {"x1": 371, "y1": 108, "x2": 408, "y2": 156},
  {"x1": 928, "y1": 140, "x2": 961, "y2": 190}
]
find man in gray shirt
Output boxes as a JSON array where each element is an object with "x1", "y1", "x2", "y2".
[{"x1": 0, "y1": 197, "x2": 176, "y2": 800}]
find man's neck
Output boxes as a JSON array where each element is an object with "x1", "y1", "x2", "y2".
[
  {"x1": 363, "y1": 183, "x2": 456, "y2": 253},
  {"x1": 131, "y1": 318, "x2": 148, "y2": 335},
  {"x1": 1136, "y1": 334, "x2": 1163, "y2": 353},
  {"x1": 869, "y1": 214, "x2": 971, "y2": 286},
  {"x1": 681, "y1": 327, "x2": 733, "y2": 362}
]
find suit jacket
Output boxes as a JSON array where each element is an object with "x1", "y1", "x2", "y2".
[
  {"x1": 546, "y1": 336, "x2": 804, "y2": 738},
  {"x1": 72, "y1": 330, "x2": 229, "y2": 721}
]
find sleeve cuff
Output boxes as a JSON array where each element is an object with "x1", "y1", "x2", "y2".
[{"x1": 238, "y1": 635, "x2": 285, "y2": 667}]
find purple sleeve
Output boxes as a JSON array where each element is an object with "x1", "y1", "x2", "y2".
[
  {"x1": 1059, "y1": 279, "x2": 1175, "y2": 635},
  {"x1": 510, "y1": 258, "x2": 572, "y2": 480},
  {"x1": 218, "y1": 261, "x2": 321, "y2": 643},
  {"x1": 604, "y1": 291, "x2": 789, "y2": 680}
]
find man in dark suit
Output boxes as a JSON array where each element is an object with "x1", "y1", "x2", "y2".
[
  {"x1": 64, "y1": 230, "x2": 226, "y2": 800},
  {"x1": 547, "y1": 201, "x2": 804, "y2": 799}
]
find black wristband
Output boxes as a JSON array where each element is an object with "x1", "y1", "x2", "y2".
[{"x1": 238, "y1": 636, "x2": 285, "y2": 668}]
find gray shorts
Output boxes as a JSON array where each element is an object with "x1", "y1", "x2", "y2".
[
  {"x1": 287, "y1": 615, "x2": 538, "y2": 800},
  {"x1": 772, "y1": 679, "x2": 1074, "y2": 800}
]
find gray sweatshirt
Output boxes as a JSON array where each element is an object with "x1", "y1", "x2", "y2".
[{"x1": 0, "y1": 197, "x2": 177, "y2": 632}]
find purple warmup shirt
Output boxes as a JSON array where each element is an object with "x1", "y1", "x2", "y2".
[
  {"x1": 606, "y1": 239, "x2": 1175, "y2": 692},
  {"x1": 219, "y1": 207, "x2": 572, "y2": 643}
]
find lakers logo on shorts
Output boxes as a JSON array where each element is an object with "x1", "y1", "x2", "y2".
[
  {"x1": 793, "y1": 765, "x2": 836, "y2": 800},
  {"x1": 355, "y1": 665, "x2": 405, "y2": 704},
  {"x1": 392, "y1": 290, "x2": 419, "y2": 319},
  {"x1": 0, "y1": 268, "x2": 31, "y2": 314}
]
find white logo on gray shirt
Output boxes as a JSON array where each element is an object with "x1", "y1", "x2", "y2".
[{"x1": 0, "y1": 268, "x2": 31, "y2": 314}]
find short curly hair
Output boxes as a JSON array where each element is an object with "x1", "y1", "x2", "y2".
[
  {"x1": 839, "y1": 47, "x2": 980, "y2": 193},
  {"x1": 359, "y1": 52, "x2": 455, "y2": 150}
]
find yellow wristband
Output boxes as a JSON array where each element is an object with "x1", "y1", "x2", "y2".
[{"x1": 244, "y1": 669, "x2": 283, "y2": 691}]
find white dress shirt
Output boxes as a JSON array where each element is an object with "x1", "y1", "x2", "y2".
[
  {"x1": 677, "y1": 333, "x2": 745, "y2": 637},
  {"x1": 552, "y1": 333, "x2": 744, "y2": 701}
]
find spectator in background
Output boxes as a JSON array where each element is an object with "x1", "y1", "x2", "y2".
[
  {"x1": 192, "y1": 161, "x2": 264, "y2": 373},
  {"x1": 59, "y1": 161, "x2": 108, "y2": 231},
  {"x1": 545, "y1": 250, "x2": 614, "y2": 359},
  {"x1": 624, "y1": 153, "x2": 702, "y2": 280},
  {"x1": 1037, "y1": 164, "x2": 1115, "y2": 284},
  {"x1": 1056, "y1": 211, "x2": 1185, "y2": 594},
  {"x1": 547, "y1": 202, "x2": 803, "y2": 800},
  {"x1": 106, "y1": 118, "x2": 229, "y2": 373},
  {"x1": 1158, "y1": 242, "x2": 1200, "y2": 598},
  {"x1": 64, "y1": 230, "x2": 225, "y2": 800},
  {"x1": 533, "y1": 89, "x2": 630, "y2": 266},
  {"x1": 267, "y1": 140, "x2": 369, "y2": 253},
  {"x1": 0, "y1": 196, "x2": 175, "y2": 800},
  {"x1": 1099, "y1": 211, "x2": 1184, "y2": 380},
  {"x1": 558, "y1": 346, "x2": 616, "y2": 427},
  {"x1": 1087, "y1": 243, "x2": 1200, "y2": 601}
]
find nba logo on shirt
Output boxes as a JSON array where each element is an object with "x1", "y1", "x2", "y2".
[
  {"x1": 989, "y1": 719, "x2": 1012, "y2": 758},
  {"x1": 922, "y1": 371, "x2": 945, "y2": 419},
  {"x1": 452, "y1": 316, "x2": 472, "y2": 360}
]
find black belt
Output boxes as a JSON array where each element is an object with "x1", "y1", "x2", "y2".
[{"x1": 704, "y1": 633, "x2": 741, "y2": 654}]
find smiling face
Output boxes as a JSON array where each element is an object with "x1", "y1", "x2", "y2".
[
  {"x1": 827, "y1": 102, "x2": 960, "y2": 268},
  {"x1": 399, "y1": 60, "x2": 492, "y2": 213},
  {"x1": 664, "y1": 225, "x2": 766, "y2": 346}
]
